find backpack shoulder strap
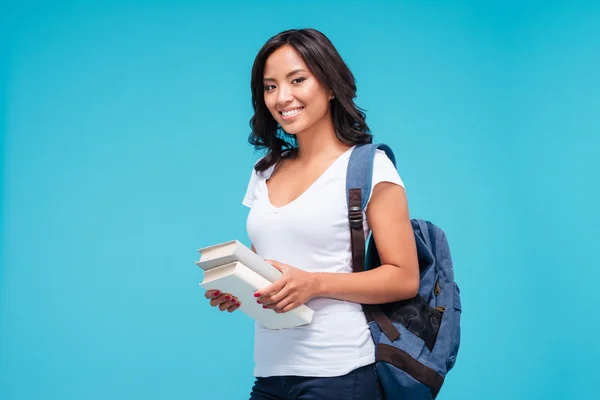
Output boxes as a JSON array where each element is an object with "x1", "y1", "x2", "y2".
[
  {"x1": 346, "y1": 143, "x2": 397, "y2": 273},
  {"x1": 346, "y1": 143, "x2": 397, "y2": 210},
  {"x1": 346, "y1": 143, "x2": 401, "y2": 343}
]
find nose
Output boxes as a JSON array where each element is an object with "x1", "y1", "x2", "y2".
[{"x1": 276, "y1": 83, "x2": 293, "y2": 106}]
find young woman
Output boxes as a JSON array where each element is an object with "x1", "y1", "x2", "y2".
[{"x1": 204, "y1": 28, "x2": 419, "y2": 400}]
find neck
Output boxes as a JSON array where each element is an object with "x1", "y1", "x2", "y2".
[{"x1": 294, "y1": 115, "x2": 351, "y2": 162}]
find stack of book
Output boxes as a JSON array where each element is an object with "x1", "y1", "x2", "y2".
[{"x1": 195, "y1": 240, "x2": 314, "y2": 330}]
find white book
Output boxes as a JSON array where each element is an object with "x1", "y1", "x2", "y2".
[
  {"x1": 196, "y1": 240, "x2": 282, "y2": 282},
  {"x1": 196, "y1": 241, "x2": 314, "y2": 330}
]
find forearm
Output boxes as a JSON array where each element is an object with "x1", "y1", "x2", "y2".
[{"x1": 314, "y1": 264, "x2": 419, "y2": 304}]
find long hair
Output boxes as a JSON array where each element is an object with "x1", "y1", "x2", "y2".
[{"x1": 249, "y1": 28, "x2": 373, "y2": 172}]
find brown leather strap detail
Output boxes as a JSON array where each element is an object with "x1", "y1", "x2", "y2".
[
  {"x1": 366, "y1": 305, "x2": 400, "y2": 342},
  {"x1": 348, "y1": 188, "x2": 365, "y2": 273},
  {"x1": 348, "y1": 188, "x2": 401, "y2": 343},
  {"x1": 377, "y1": 343, "x2": 444, "y2": 398}
]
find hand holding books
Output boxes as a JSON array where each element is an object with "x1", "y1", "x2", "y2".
[
  {"x1": 205, "y1": 289, "x2": 241, "y2": 313},
  {"x1": 196, "y1": 240, "x2": 314, "y2": 329},
  {"x1": 255, "y1": 259, "x2": 321, "y2": 314}
]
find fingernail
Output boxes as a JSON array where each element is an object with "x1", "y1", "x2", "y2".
[
  {"x1": 254, "y1": 293, "x2": 260, "y2": 298},
  {"x1": 224, "y1": 296, "x2": 231, "y2": 300},
  {"x1": 256, "y1": 300, "x2": 261, "y2": 304},
  {"x1": 213, "y1": 291, "x2": 221, "y2": 296},
  {"x1": 262, "y1": 305, "x2": 267, "y2": 309},
  {"x1": 236, "y1": 302, "x2": 241, "y2": 307}
]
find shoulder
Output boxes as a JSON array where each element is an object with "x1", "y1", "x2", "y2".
[
  {"x1": 374, "y1": 149, "x2": 393, "y2": 165},
  {"x1": 371, "y1": 149, "x2": 404, "y2": 189},
  {"x1": 243, "y1": 157, "x2": 269, "y2": 208},
  {"x1": 253, "y1": 150, "x2": 295, "y2": 177},
  {"x1": 249, "y1": 156, "x2": 273, "y2": 179}
]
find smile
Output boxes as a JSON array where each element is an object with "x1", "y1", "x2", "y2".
[{"x1": 280, "y1": 107, "x2": 304, "y2": 120}]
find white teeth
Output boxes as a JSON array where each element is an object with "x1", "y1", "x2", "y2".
[{"x1": 282, "y1": 107, "x2": 304, "y2": 117}]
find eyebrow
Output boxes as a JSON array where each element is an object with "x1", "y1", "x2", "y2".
[{"x1": 263, "y1": 69, "x2": 307, "y2": 82}]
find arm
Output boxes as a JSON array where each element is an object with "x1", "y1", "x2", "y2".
[
  {"x1": 259, "y1": 182, "x2": 420, "y2": 311},
  {"x1": 315, "y1": 182, "x2": 419, "y2": 304}
]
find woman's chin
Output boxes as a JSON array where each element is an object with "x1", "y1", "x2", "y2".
[{"x1": 279, "y1": 122, "x2": 304, "y2": 136}]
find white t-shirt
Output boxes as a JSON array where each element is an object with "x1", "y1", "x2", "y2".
[{"x1": 242, "y1": 146, "x2": 405, "y2": 377}]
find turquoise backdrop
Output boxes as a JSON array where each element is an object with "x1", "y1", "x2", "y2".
[{"x1": 1, "y1": 1, "x2": 598, "y2": 399}]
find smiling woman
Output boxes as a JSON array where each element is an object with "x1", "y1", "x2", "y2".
[
  {"x1": 248, "y1": 28, "x2": 373, "y2": 173},
  {"x1": 203, "y1": 28, "x2": 419, "y2": 400},
  {"x1": 262, "y1": 50, "x2": 330, "y2": 133}
]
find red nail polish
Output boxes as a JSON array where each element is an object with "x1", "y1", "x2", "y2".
[
  {"x1": 262, "y1": 305, "x2": 267, "y2": 309},
  {"x1": 256, "y1": 300, "x2": 261, "y2": 304},
  {"x1": 213, "y1": 291, "x2": 221, "y2": 296},
  {"x1": 254, "y1": 293, "x2": 260, "y2": 298},
  {"x1": 236, "y1": 302, "x2": 241, "y2": 307},
  {"x1": 224, "y1": 296, "x2": 231, "y2": 300}
]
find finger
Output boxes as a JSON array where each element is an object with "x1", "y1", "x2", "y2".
[
  {"x1": 219, "y1": 300, "x2": 236, "y2": 311},
  {"x1": 218, "y1": 295, "x2": 237, "y2": 311},
  {"x1": 261, "y1": 287, "x2": 289, "y2": 306},
  {"x1": 210, "y1": 293, "x2": 232, "y2": 307},
  {"x1": 280, "y1": 302, "x2": 298, "y2": 313},
  {"x1": 270, "y1": 296, "x2": 294, "y2": 312},
  {"x1": 265, "y1": 260, "x2": 284, "y2": 273},
  {"x1": 204, "y1": 290, "x2": 221, "y2": 299},
  {"x1": 256, "y1": 277, "x2": 286, "y2": 298},
  {"x1": 227, "y1": 300, "x2": 241, "y2": 313},
  {"x1": 267, "y1": 295, "x2": 298, "y2": 313}
]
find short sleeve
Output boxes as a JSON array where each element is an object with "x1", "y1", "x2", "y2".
[
  {"x1": 365, "y1": 149, "x2": 405, "y2": 209},
  {"x1": 242, "y1": 166, "x2": 259, "y2": 208}
]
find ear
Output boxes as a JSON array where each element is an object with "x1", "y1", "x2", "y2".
[{"x1": 329, "y1": 89, "x2": 335, "y2": 101}]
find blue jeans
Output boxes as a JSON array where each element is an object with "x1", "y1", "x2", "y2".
[{"x1": 249, "y1": 363, "x2": 383, "y2": 400}]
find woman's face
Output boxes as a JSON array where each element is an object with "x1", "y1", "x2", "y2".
[{"x1": 262, "y1": 45, "x2": 332, "y2": 135}]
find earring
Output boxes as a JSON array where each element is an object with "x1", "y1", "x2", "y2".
[{"x1": 330, "y1": 95, "x2": 335, "y2": 100}]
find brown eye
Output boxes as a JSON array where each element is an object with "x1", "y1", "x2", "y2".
[
  {"x1": 264, "y1": 84, "x2": 275, "y2": 91},
  {"x1": 292, "y1": 77, "x2": 306, "y2": 84}
]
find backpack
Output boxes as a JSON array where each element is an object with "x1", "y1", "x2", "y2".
[{"x1": 346, "y1": 143, "x2": 462, "y2": 399}]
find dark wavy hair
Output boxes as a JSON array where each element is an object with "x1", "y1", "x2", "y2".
[{"x1": 249, "y1": 28, "x2": 373, "y2": 172}]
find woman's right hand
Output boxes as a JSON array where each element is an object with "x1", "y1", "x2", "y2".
[{"x1": 205, "y1": 290, "x2": 241, "y2": 313}]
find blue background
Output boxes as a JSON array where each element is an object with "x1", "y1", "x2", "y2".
[{"x1": 1, "y1": 1, "x2": 598, "y2": 399}]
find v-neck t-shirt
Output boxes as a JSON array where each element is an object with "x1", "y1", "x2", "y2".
[{"x1": 242, "y1": 146, "x2": 405, "y2": 377}]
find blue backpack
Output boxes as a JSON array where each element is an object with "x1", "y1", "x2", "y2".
[{"x1": 346, "y1": 143, "x2": 462, "y2": 399}]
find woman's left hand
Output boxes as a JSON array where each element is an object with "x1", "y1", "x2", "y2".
[{"x1": 255, "y1": 260, "x2": 320, "y2": 313}]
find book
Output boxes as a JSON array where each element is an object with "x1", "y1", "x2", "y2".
[
  {"x1": 195, "y1": 240, "x2": 314, "y2": 330},
  {"x1": 196, "y1": 240, "x2": 282, "y2": 282},
  {"x1": 199, "y1": 261, "x2": 314, "y2": 330}
]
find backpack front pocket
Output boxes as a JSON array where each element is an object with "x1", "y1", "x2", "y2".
[
  {"x1": 371, "y1": 321, "x2": 444, "y2": 399},
  {"x1": 378, "y1": 295, "x2": 443, "y2": 352}
]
